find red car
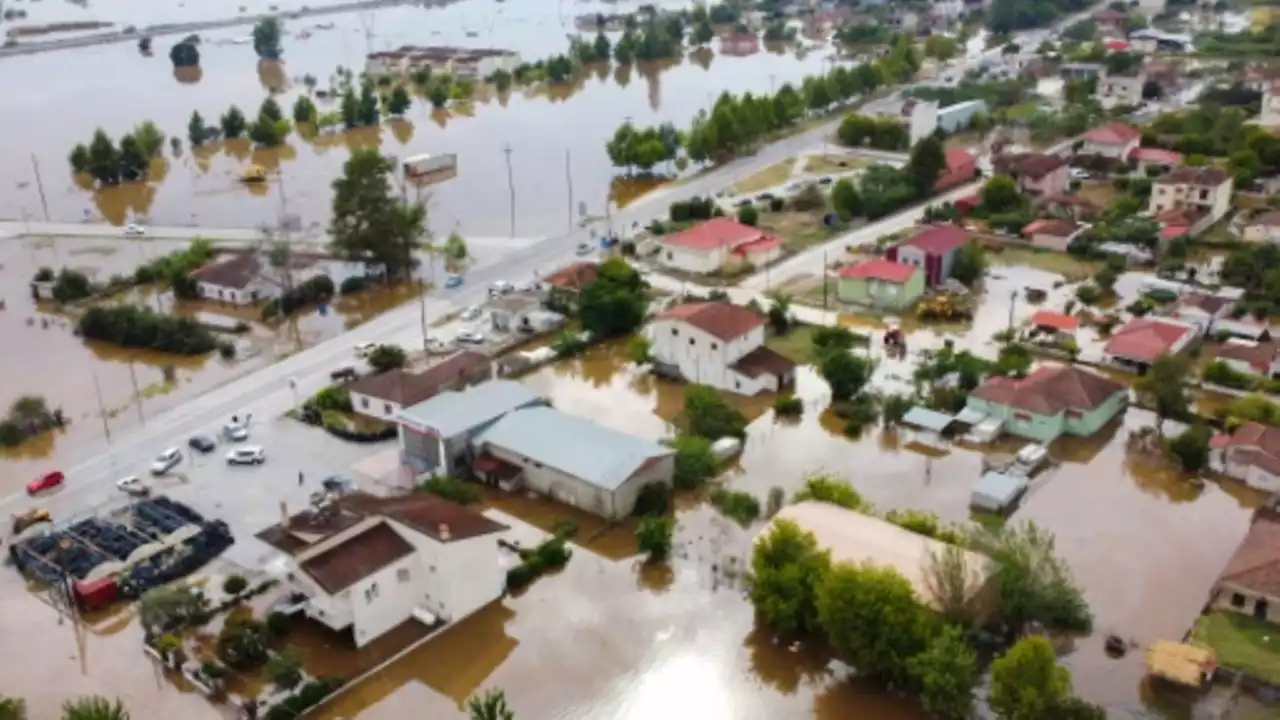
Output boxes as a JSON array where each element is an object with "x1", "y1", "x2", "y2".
[{"x1": 26, "y1": 471, "x2": 64, "y2": 495}]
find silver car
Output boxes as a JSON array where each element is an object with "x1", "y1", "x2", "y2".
[{"x1": 226, "y1": 446, "x2": 266, "y2": 466}]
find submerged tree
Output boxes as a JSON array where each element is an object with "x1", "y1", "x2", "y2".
[
  {"x1": 328, "y1": 149, "x2": 426, "y2": 280},
  {"x1": 252, "y1": 16, "x2": 283, "y2": 60},
  {"x1": 60, "y1": 695, "x2": 130, "y2": 720},
  {"x1": 468, "y1": 688, "x2": 515, "y2": 720}
]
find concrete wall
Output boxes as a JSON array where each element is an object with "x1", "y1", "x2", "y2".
[
  {"x1": 1214, "y1": 581, "x2": 1280, "y2": 624},
  {"x1": 349, "y1": 553, "x2": 421, "y2": 648},
  {"x1": 649, "y1": 319, "x2": 765, "y2": 394},
  {"x1": 197, "y1": 281, "x2": 258, "y2": 305},
  {"x1": 352, "y1": 393, "x2": 403, "y2": 421},
  {"x1": 660, "y1": 244, "x2": 724, "y2": 275},
  {"x1": 388, "y1": 518, "x2": 504, "y2": 624}
]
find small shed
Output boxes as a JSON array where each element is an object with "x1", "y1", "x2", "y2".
[
  {"x1": 965, "y1": 417, "x2": 1004, "y2": 443},
  {"x1": 1146, "y1": 641, "x2": 1215, "y2": 688},
  {"x1": 971, "y1": 471, "x2": 1028, "y2": 513},
  {"x1": 900, "y1": 407, "x2": 955, "y2": 449}
]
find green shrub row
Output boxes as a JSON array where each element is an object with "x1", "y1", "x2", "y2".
[{"x1": 506, "y1": 537, "x2": 572, "y2": 591}]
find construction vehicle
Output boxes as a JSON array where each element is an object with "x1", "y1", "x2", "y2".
[
  {"x1": 916, "y1": 294, "x2": 973, "y2": 321},
  {"x1": 12, "y1": 508, "x2": 51, "y2": 535}
]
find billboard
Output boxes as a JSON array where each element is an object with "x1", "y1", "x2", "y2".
[{"x1": 403, "y1": 153, "x2": 458, "y2": 186}]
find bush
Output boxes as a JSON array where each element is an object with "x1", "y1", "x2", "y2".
[
  {"x1": 216, "y1": 615, "x2": 270, "y2": 670},
  {"x1": 218, "y1": 341, "x2": 236, "y2": 359},
  {"x1": 339, "y1": 275, "x2": 370, "y2": 295},
  {"x1": 671, "y1": 434, "x2": 718, "y2": 489},
  {"x1": 769, "y1": 196, "x2": 785, "y2": 212},
  {"x1": 1203, "y1": 360, "x2": 1254, "y2": 390},
  {"x1": 33, "y1": 266, "x2": 54, "y2": 282},
  {"x1": 266, "y1": 650, "x2": 303, "y2": 691},
  {"x1": 737, "y1": 203, "x2": 760, "y2": 226},
  {"x1": 506, "y1": 536, "x2": 573, "y2": 591},
  {"x1": 1074, "y1": 283, "x2": 1102, "y2": 305},
  {"x1": 367, "y1": 344, "x2": 407, "y2": 372},
  {"x1": 418, "y1": 475, "x2": 481, "y2": 505},
  {"x1": 266, "y1": 611, "x2": 291, "y2": 637},
  {"x1": 552, "y1": 331, "x2": 588, "y2": 358},
  {"x1": 637, "y1": 516, "x2": 675, "y2": 561},
  {"x1": 277, "y1": 274, "x2": 336, "y2": 316},
  {"x1": 790, "y1": 184, "x2": 827, "y2": 212},
  {"x1": 264, "y1": 677, "x2": 345, "y2": 720},
  {"x1": 552, "y1": 519, "x2": 579, "y2": 539},
  {"x1": 766, "y1": 486, "x2": 785, "y2": 517},
  {"x1": 773, "y1": 394, "x2": 803, "y2": 416},
  {"x1": 709, "y1": 487, "x2": 761, "y2": 526},
  {"x1": 633, "y1": 482, "x2": 670, "y2": 516},
  {"x1": 222, "y1": 574, "x2": 248, "y2": 595},
  {"x1": 309, "y1": 384, "x2": 353, "y2": 412},
  {"x1": 680, "y1": 384, "x2": 748, "y2": 439},
  {"x1": 52, "y1": 268, "x2": 93, "y2": 303},
  {"x1": 1169, "y1": 423, "x2": 1212, "y2": 471},
  {"x1": 79, "y1": 305, "x2": 219, "y2": 355}
]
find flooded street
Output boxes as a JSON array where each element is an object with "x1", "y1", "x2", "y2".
[{"x1": 0, "y1": 0, "x2": 831, "y2": 236}]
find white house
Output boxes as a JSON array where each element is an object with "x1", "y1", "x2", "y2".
[
  {"x1": 364, "y1": 46, "x2": 520, "y2": 79},
  {"x1": 1096, "y1": 71, "x2": 1146, "y2": 109},
  {"x1": 257, "y1": 492, "x2": 508, "y2": 648},
  {"x1": 1211, "y1": 422, "x2": 1280, "y2": 493},
  {"x1": 1217, "y1": 339, "x2": 1280, "y2": 378},
  {"x1": 1149, "y1": 166, "x2": 1234, "y2": 229},
  {"x1": 1169, "y1": 292, "x2": 1235, "y2": 336},
  {"x1": 188, "y1": 251, "x2": 367, "y2": 306},
  {"x1": 647, "y1": 301, "x2": 796, "y2": 396},
  {"x1": 1242, "y1": 210, "x2": 1280, "y2": 244},
  {"x1": 865, "y1": 98, "x2": 939, "y2": 146},
  {"x1": 348, "y1": 351, "x2": 494, "y2": 421},
  {"x1": 1079, "y1": 122, "x2": 1142, "y2": 160},
  {"x1": 658, "y1": 218, "x2": 784, "y2": 275}
]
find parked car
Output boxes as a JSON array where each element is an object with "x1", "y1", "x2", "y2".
[
  {"x1": 221, "y1": 423, "x2": 249, "y2": 442},
  {"x1": 124, "y1": 223, "x2": 146, "y2": 236},
  {"x1": 330, "y1": 366, "x2": 358, "y2": 382},
  {"x1": 116, "y1": 476, "x2": 150, "y2": 497},
  {"x1": 489, "y1": 280, "x2": 514, "y2": 297},
  {"x1": 444, "y1": 274, "x2": 464, "y2": 289},
  {"x1": 575, "y1": 243, "x2": 593, "y2": 256},
  {"x1": 322, "y1": 474, "x2": 358, "y2": 495},
  {"x1": 425, "y1": 337, "x2": 454, "y2": 355},
  {"x1": 150, "y1": 448, "x2": 182, "y2": 475},
  {"x1": 26, "y1": 470, "x2": 64, "y2": 496},
  {"x1": 817, "y1": 176, "x2": 834, "y2": 185},
  {"x1": 460, "y1": 305, "x2": 483, "y2": 321},
  {"x1": 1069, "y1": 168, "x2": 1091, "y2": 180},
  {"x1": 188, "y1": 435, "x2": 216, "y2": 453},
  {"x1": 354, "y1": 341, "x2": 376, "y2": 358},
  {"x1": 227, "y1": 446, "x2": 266, "y2": 466},
  {"x1": 456, "y1": 329, "x2": 486, "y2": 344}
]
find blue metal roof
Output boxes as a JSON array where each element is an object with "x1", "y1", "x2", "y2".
[
  {"x1": 399, "y1": 380, "x2": 543, "y2": 438},
  {"x1": 901, "y1": 407, "x2": 955, "y2": 433},
  {"x1": 972, "y1": 472, "x2": 1029, "y2": 512}
]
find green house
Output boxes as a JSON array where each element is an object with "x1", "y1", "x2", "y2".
[
  {"x1": 965, "y1": 365, "x2": 1130, "y2": 444},
  {"x1": 837, "y1": 258, "x2": 925, "y2": 310}
]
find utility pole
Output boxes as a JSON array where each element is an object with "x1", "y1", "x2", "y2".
[
  {"x1": 502, "y1": 143, "x2": 516, "y2": 238},
  {"x1": 1006, "y1": 288, "x2": 1017, "y2": 335},
  {"x1": 822, "y1": 250, "x2": 828, "y2": 310},
  {"x1": 92, "y1": 372, "x2": 110, "y2": 443},
  {"x1": 128, "y1": 361, "x2": 144, "y2": 426},
  {"x1": 565, "y1": 149, "x2": 574, "y2": 233},
  {"x1": 30, "y1": 154, "x2": 49, "y2": 222},
  {"x1": 401, "y1": 174, "x2": 430, "y2": 352}
]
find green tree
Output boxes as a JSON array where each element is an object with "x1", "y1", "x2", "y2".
[
  {"x1": 118, "y1": 134, "x2": 149, "y2": 181},
  {"x1": 750, "y1": 519, "x2": 831, "y2": 636},
  {"x1": 220, "y1": 106, "x2": 247, "y2": 140},
  {"x1": 249, "y1": 99, "x2": 291, "y2": 147},
  {"x1": 578, "y1": 258, "x2": 647, "y2": 337},
  {"x1": 132, "y1": 121, "x2": 165, "y2": 157},
  {"x1": 138, "y1": 583, "x2": 207, "y2": 634},
  {"x1": 1135, "y1": 353, "x2": 1191, "y2": 430},
  {"x1": 328, "y1": 150, "x2": 427, "y2": 280},
  {"x1": 169, "y1": 40, "x2": 199, "y2": 67},
  {"x1": 636, "y1": 516, "x2": 675, "y2": 561},
  {"x1": 905, "y1": 135, "x2": 948, "y2": 194},
  {"x1": 266, "y1": 650, "x2": 303, "y2": 691},
  {"x1": 292, "y1": 95, "x2": 317, "y2": 125},
  {"x1": 692, "y1": 20, "x2": 714, "y2": 45},
  {"x1": 443, "y1": 232, "x2": 468, "y2": 265},
  {"x1": 831, "y1": 178, "x2": 862, "y2": 219},
  {"x1": 468, "y1": 688, "x2": 515, "y2": 720},
  {"x1": 86, "y1": 129, "x2": 121, "y2": 185},
  {"x1": 908, "y1": 625, "x2": 977, "y2": 719},
  {"x1": 1169, "y1": 423, "x2": 1212, "y2": 471},
  {"x1": 817, "y1": 562, "x2": 929, "y2": 687},
  {"x1": 981, "y1": 174, "x2": 1022, "y2": 214},
  {"x1": 368, "y1": 343, "x2": 408, "y2": 372},
  {"x1": 252, "y1": 16, "x2": 283, "y2": 60},
  {"x1": 187, "y1": 110, "x2": 208, "y2": 146},
  {"x1": 216, "y1": 615, "x2": 271, "y2": 670},
  {"x1": 949, "y1": 241, "x2": 987, "y2": 286},
  {"x1": 69, "y1": 144, "x2": 90, "y2": 174},
  {"x1": 358, "y1": 79, "x2": 381, "y2": 126},
  {"x1": 0, "y1": 695, "x2": 26, "y2": 720},
  {"x1": 737, "y1": 203, "x2": 759, "y2": 226},
  {"x1": 427, "y1": 82, "x2": 450, "y2": 109},
  {"x1": 989, "y1": 636, "x2": 1071, "y2": 720},
  {"x1": 922, "y1": 544, "x2": 984, "y2": 627},
  {"x1": 592, "y1": 32, "x2": 611, "y2": 60},
  {"x1": 627, "y1": 335, "x2": 653, "y2": 364},
  {"x1": 387, "y1": 84, "x2": 412, "y2": 116},
  {"x1": 967, "y1": 521, "x2": 1092, "y2": 634},
  {"x1": 341, "y1": 87, "x2": 362, "y2": 127},
  {"x1": 680, "y1": 384, "x2": 748, "y2": 439},
  {"x1": 671, "y1": 434, "x2": 718, "y2": 489},
  {"x1": 60, "y1": 696, "x2": 129, "y2": 720},
  {"x1": 820, "y1": 351, "x2": 872, "y2": 402}
]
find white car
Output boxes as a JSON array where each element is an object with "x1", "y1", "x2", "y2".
[
  {"x1": 460, "y1": 305, "x2": 483, "y2": 321},
  {"x1": 354, "y1": 341, "x2": 376, "y2": 358},
  {"x1": 1069, "y1": 167, "x2": 1091, "y2": 180},
  {"x1": 150, "y1": 448, "x2": 182, "y2": 475},
  {"x1": 124, "y1": 223, "x2": 146, "y2": 236},
  {"x1": 426, "y1": 337, "x2": 454, "y2": 355},
  {"x1": 575, "y1": 243, "x2": 594, "y2": 256},
  {"x1": 489, "y1": 280, "x2": 514, "y2": 297},
  {"x1": 116, "y1": 476, "x2": 149, "y2": 495},
  {"x1": 227, "y1": 446, "x2": 266, "y2": 465},
  {"x1": 221, "y1": 423, "x2": 249, "y2": 442},
  {"x1": 456, "y1": 329, "x2": 486, "y2": 344}
]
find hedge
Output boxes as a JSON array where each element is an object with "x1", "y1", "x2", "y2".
[{"x1": 78, "y1": 304, "x2": 219, "y2": 355}]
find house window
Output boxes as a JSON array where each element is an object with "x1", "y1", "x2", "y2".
[
  {"x1": 1013, "y1": 412, "x2": 1032, "y2": 423},
  {"x1": 384, "y1": 403, "x2": 393, "y2": 415},
  {"x1": 1064, "y1": 409, "x2": 1082, "y2": 419},
  {"x1": 671, "y1": 328, "x2": 678, "y2": 336},
  {"x1": 397, "y1": 568, "x2": 411, "y2": 583},
  {"x1": 666, "y1": 252, "x2": 674, "y2": 260},
  {"x1": 711, "y1": 342, "x2": 719, "y2": 350},
  {"x1": 361, "y1": 397, "x2": 369, "y2": 408},
  {"x1": 735, "y1": 381, "x2": 741, "y2": 390},
  {"x1": 365, "y1": 582, "x2": 380, "y2": 603},
  {"x1": 688, "y1": 338, "x2": 695, "y2": 346},
  {"x1": 1231, "y1": 592, "x2": 1246, "y2": 608}
]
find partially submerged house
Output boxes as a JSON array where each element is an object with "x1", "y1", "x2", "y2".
[
  {"x1": 1169, "y1": 292, "x2": 1235, "y2": 336},
  {"x1": 1211, "y1": 422, "x2": 1280, "y2": 494},
  {"x1": 1104, "y1": 317, "x2": 1197, "y2": 371},
  {"x1": 657, "y1": 218, "x2": 784, "y2": 275},
  {"x1": 349, "y1": 351, "x2": 494, "y2": 421},
  {"x1": 884, "y1": 224, "x2": 970, "y2": 287},
  {"x1": 1216, "y1": 339, "x2": 1280, "y2": 378},
  {"x1": 1210, "y1": 508, "x2": 1280, "y2": 624},
  {"x1": 837, "y1": 259, "x2": 925, "y2": 310},
  {"x1": 1022, "y1": 219, "x2": 1084, "y2": 252},
  {"x1": 965, "y1": 365, "x2": 1129, "y2": 443},
  {"x1": 647, "y1": 301, "x2": 796, "y2": 396}
]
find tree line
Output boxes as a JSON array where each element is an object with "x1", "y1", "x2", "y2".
[
  {"x1": 752, "y1": 474, "x2": 1100, "y2": 719},
  {"x1": 68, "y1": 122, "x2": 166, "y2": 185}
]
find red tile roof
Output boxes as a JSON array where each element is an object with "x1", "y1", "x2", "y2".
[
  {"x1": 661, "y1": 217, "x2": 764, "y2": 251},
  {"x1": 1158, "y1": 166, "x2": 1231, "y2": 187},
  {"x1": 1104, "y1": 317, "x2": 1193, "y2": 362},
  {"x1": 190, "y1": 254, "x2": 259, "y2": 289},
  {"x1": 732, "y1": 235, "x2": 784, "y2": 255},
  {"x1": 902, "y1": 225, "x2": 969, "y2": 255},
  {"x1": 1217, "y1": 340, "x2": 1278, "y2": 374},
  {"x1": 543, "y1": 261, "x2": 598, "y2": 291},
  {"x1": 970, "y1": 365, "x2": 1127, "y2": 416},
  {"x1": 655, "y1": 301, "x2": 766, "y2": 341},
  {"x1": 1082, "y1": 122, "x2": 1142, "y2": 146},
  {"x1": 994, "y1": 152, "x2": 1067, "y2": 179},
  {"x1": 1128, "y1": 147, "x2": 1184, "y2": 166},
  {"x1": 1105, "y1": 39, "x2": 1130, "y2": 51},
  {"x1": 1177, "y1": 292, "x2": 1233, "y2": 316},
  {"x1": 839, "y1": 258, "x2": 919, "y2": 284},
  {"x1": 945, "y1": 148, "x2": 974, "y2": 172},
  {"x1": 1029, "y1": 310, "x2": 1080, "y2": 331},
  {"x1": 1219, "y1": 510, "x2": 1280, "y2": 597},
  {"x1": 1023, "y1": 219, "x2": 1079, "y2": 237}
]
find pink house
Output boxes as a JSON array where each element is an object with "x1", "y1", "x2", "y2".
[
  {"x1": 993, "y1": 152, "x2": 1069, "y2": 198},
  {"x1": 884, "y1": 224, "x2": 969, "y2": 287}
]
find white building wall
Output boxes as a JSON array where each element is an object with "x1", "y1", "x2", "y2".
[
  {"x1": 659, "y1": 244, "x2": 726, "y2": 274},
  {"x1": 197, "y1": 281, "x2": 259, "y2": 305},
  {"x1": 486, "y1": 445, "x2": 614, "y2": 516},
  {"x1": 1081, "y1": 139, "x2": 1138, "y2": 159},
  {"x1": 349, "y1": 554, "x2": 422, "y2": 647},
  {"x1": 908, "y1": 101, "x2": 939, "y2": 145},
  {"x1": 648, "y1": 319, "x2": 765, "y2": 393},
  {"x1": 352, "y1": 393, "x2": 403, "y2": 421},
  {"x1": 388, "y1": 518, "x2": 504, "y2": 624}
]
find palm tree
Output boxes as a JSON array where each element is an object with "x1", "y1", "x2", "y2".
[
  {"x1": 61, "y1": 696, "x2": 129, "y2": 720},
  {"x1": 467, "y1": 688, "x2": 514, "y2": 720},
  {"x1": 0, "y1": 695, "x2": 27, "y2": 720}
]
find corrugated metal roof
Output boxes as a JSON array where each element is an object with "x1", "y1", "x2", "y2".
[
  {"x1": 971, "y1": 472, "x2": 1028, "y2": 512},
  {"x1": 475, "y1": 407, "x2": 673, "y2": 491},
  {"x1": 901, "y1": 407, "x2": 955, "y2": 432},
  {"x1": 398, "y1": 380, "x2": 543, "y2": 437}
]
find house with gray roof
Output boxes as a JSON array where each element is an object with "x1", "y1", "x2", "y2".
[{"x1": 395, "y1": 380, "x2": 674, "y2": 516}]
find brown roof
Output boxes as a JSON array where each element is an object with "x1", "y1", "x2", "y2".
[
  {"x1": 189, "y1": 254, "x2": 260, "y2": 289},
  {"x1": 298, "y1": 521, "x2": 415, "y2": 594},
  {"x1": 1157, "y1": 166, "x2": 1231, "y2": 187},
  {"x1": 255, "y1": 490, "x2": 507, "y2": 556},
  {"x1": 970, "y1": 365, "x2": 1127, "y2": 415},
  {"x1": 1024, "y1": 219, "x2": 1079, "y2": 237},
  {"x1": 731, "y1": 346, "x2": 797, "y2": 379},
  {"x1": 1177, "y1": 292, "x2": 1233, "y2": 316},
  {"x1": 1252, "y1": 210, "x2": 1280, "y2": 228},
  {"x1": 1219, "y1": 511, "x2": 1280, "y2": 598},
  {"x1": 347, "y1": 351, "x2": 491, "y2": 406},
  {"x1": 654, "y1": 302, "x2": 766, "y2": 341},
  {"x1": 543, "y1": 262, "x2": 598, "y2": 292},
  {"x1": 1217, "y1": 341, "x2": 1278, "y2": 374},
  {"x1": 993, "y1": 152, "x2": 1066, "y2": 179}
]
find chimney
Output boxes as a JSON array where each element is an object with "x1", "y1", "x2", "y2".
[
  {"x1": 438, "y1": 523, "x2": 451, "y2": 541},
  {"x1": 280, "y1": 501, "x2": 289, "y2": 529}
]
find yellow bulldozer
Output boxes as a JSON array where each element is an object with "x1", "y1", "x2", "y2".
[
  {"x1": 11, "y1": 508, "x2": 51, "y2": 535},
  {"x1": 915, "y1": 294, "x2": 973, "y2": 321}
]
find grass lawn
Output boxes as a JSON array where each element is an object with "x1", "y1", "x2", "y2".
[
  {"x1": 758, "y1": 210, "x2": 835, "y2": 252},
  {"x1": 987, "y1": 245, "x2": 1100, "y2": 283},
  {"x1": 731, "y1": 159, "x2": 797, "y2": 194},
  {"x1": 1192, "y1": 611, "x2": 1280, "y2": 684},
  {"x1": 1006, "y1": 101, "x2": 1043, "y2": 121},
  {"x1": 765, "y1": 324, "x2": 820, "y2": 364},
  {"x1": 802, "y1": 153, "x2": 871, "y2": 175},
  {"x1": 1075, "y1": 180, "x2": 1122, "y2": 210}
]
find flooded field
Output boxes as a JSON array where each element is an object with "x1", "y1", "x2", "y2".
[{"x1": 0, "y1": 0, "x2": 833, "y2": 236}]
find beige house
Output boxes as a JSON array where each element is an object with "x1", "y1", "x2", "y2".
[
  {"x1": 658, "y1": 218, "x2": 784, "y2": 276},
  {"x1": 1022, "y1": 218, "x2": 1083, "y2": 252},
  {"x1": 1149, "y1": 167, "x2": 1234, "y2": 228},
  {"x1": 1097, "y1": 72, "x2": 1146, "y2": 109},
  {"x1": 1242, "y1": 211, "x2": 1280, "y2": 244},
  {"x1": 1211, "y1": 422, "x2": 1280, "y2": 494},
  {"x1": 1211, "y1": 509, "x2": 1280, "y2": 624},
  {"x1": 993, "y1": 153, "x2": 1069, "y2": 198}
]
